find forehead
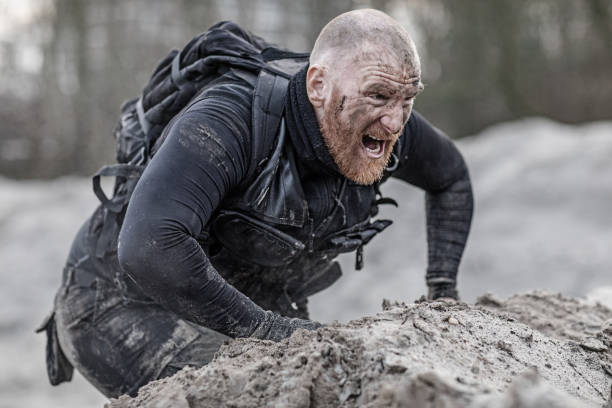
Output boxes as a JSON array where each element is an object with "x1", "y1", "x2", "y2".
[{"x1": 337, "y1": 45, "x2": 420, "y2": 91}]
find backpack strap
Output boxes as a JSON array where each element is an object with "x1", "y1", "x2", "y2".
[
  {"x1": 171, "y1": 50, "x2": 188, "y2": 89},
  {"x1": 233, "y1": 69, "x2": 308, "y2": 228},
  {"x1": 250, "y1": 69, "x2": 290, "y2": 171},
  {"x1": 91, "y1": 163, "x2": 144, "y2": 257},
  {"x1": 92, "y1": 164, "x2": 144, "y2": 214}
]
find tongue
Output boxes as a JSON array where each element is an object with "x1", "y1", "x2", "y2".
[{"x1": 364, "y1": 138, "x2": 381, "y2": 151}]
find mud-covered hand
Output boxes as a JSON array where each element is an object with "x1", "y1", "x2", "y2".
[
  {"x1": 251, "y1": 311, "x2": 322, "y2": 342},
  {"x1": 427, "y1": 281, "x2": 459, "y2": 301}
]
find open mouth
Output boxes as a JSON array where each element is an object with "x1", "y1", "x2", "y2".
[{"x1": 362, "y1": 134, "x2": 386, "y2": 159}]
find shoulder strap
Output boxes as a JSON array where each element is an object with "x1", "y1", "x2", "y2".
[
  {"x1": 249, "y1": 69, "x2": 290, "y2": 171},
  {"x1": 231, "y1": 68, "x2": 308, "y2": 227}
]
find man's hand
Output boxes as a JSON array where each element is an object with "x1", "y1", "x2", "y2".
[{"x1": 252, "y1": 312, "x2": 322, "y2": 342}]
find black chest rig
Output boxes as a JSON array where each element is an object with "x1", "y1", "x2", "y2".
[{"x1": 204, "y1": 72, "x2": 396, "y2": 318}]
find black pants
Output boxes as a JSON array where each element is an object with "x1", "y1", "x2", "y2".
[{"x1": 46, "y1": 219, "x2": 229, "y2": 398}]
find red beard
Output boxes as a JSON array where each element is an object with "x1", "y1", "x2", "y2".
[{"x1": 320, "y1": 88, "x2": 398, "y2": 185}]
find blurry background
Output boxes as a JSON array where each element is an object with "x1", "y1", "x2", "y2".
[
  {"x1": 1, "y1": 0, "x2": 611, "y2": 407},
  {"x1": 2, "y1": 0, "x2": 612, "y2": 178}
]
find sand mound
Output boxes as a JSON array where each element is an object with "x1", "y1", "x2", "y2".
[{"x1": 107, "y1": 292, "x2": 612, "y2": 408}]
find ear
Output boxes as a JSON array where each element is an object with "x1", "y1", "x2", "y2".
[{"x1": 306, "y1": 64, "x2": 328, "y2": 108}]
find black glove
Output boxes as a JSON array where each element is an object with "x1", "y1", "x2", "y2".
[
  {"x1": 251, "y1": 311, "x2": 322, "y2": 342},
  {"x1": 427, "y1": 281, "x2": 459, "y2": 301}
]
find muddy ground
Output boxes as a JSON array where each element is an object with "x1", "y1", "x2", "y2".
[{"x1": 108, "y1": 291, "x2": 612, "y2": 408}]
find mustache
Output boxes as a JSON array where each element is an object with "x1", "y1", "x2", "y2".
[{"x1": 364, "y1": 125, "x2": 401, "y2": 142}]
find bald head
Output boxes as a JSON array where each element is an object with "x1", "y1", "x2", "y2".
[{"x1": 310, "y1": 9, "x2": 420, "y2": 71}]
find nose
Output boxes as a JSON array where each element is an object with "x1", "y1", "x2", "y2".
[{"x1": 380, "y1": 104, "x2": 404, "y2": 134}]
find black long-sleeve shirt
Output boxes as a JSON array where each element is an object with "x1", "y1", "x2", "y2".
[{"x1": 117, "y1": 66, "x2": 473, "y2": 339}]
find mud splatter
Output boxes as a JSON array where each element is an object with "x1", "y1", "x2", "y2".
[{"x1": 336, "y1": 95, "x2": 346, "y2": 115}]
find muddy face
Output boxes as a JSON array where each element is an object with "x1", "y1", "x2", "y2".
[{"x1": 319, "y1": 47, "x2": 422, "y2": 185}]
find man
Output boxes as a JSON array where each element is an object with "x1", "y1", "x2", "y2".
[{"x1": 42, "y1": 9, "x2": 473, "y2": 398}]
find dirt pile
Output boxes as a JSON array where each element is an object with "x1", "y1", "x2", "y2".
[{"x1": 108, "y1": 292, "x2": 612, "y2": 408}]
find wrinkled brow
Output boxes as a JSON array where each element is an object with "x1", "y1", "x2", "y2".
[{"x1": 362, "y1": 79, "x2": 422, "y2": 97}]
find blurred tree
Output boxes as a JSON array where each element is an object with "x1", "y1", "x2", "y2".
[
  {"x1": 0, "y1": 0, "x2": 611, "y2": 178},
  {"x1": 409, "y1": 0, "x2": 612, "y2": 137},
  {"x1": 304, "y1": 0, "x2": 353, "y2": 46}
]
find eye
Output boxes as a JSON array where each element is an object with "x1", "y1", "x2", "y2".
[{"x1": 369, "y1": 94, "x2": 388, "y2": 102}]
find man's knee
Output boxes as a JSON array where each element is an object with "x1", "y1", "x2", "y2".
[{"x1": 54, "y1": 277, "x2": 228, "y2": 398}]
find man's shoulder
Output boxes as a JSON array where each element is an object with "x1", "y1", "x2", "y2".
[
  {"x1": 185, "y1": 69, "x2": 258, "y2": 117},
  {"x1": 166, "y1": 68, "x2": 291, "y2": 183}
]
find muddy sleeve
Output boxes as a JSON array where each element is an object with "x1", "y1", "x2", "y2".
[
  {"x1": 391, "y1": 111, "x2": 474, "y2": 296},
  {"x1": 117, "y1": 81, "x2": 318, "y2": 340}
]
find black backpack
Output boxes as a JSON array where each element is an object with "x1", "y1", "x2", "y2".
[{"x1": 91, "y1": 21, "x2": 309, "y2": 257}]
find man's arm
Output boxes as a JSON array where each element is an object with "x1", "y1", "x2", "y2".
[
  {"x1": 117, "y1": 79, "x2": 319, "y2": 340},
  {"x1": 391, "y1": 111, "x2": 474, "y2": 299}
]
